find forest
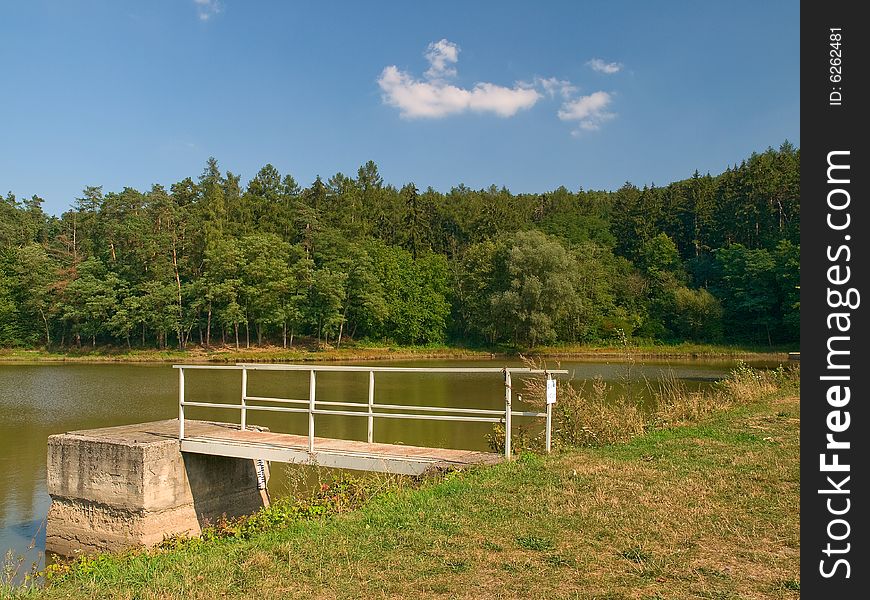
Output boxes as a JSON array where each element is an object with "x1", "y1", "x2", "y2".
[{"x1": 0, "y1": 142, "x2": 799, "y2": 350}]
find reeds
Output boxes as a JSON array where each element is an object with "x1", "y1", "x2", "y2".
[{"x1": 511, "y1": 359, "x2": 798, "y2": 450}]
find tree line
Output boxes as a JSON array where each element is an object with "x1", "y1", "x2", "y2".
[{"x1": 0, "y1": 142, "x2": 799, "y2": 350}]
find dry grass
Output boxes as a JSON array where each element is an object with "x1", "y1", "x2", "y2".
[
  {"x1": 515, "y1": 359, "x2": 799, "y2": 449},
  {"x1": 0, "y1": 342, "x2": 791, "y2": 365},
  {"x1": 653, "y1": 362, "x2": 795, "y2": 426}
]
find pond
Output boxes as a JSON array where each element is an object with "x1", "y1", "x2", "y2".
[{"x1": 0, "y1": 357, "x2": 780, "y2": 574}]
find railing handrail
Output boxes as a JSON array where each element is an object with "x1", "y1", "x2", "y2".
[
  {"x1": 174, "y1": 364, "x2": 567, "y2": 374},
  {"x1": 175, "y1": 363, "x2": 566, "y2": 459}
]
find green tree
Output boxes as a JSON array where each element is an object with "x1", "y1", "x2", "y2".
[
  {"x1": 668, "y1": 287, "x2": 723, "y2": 341},
  {"x1": 713, "y1": 244, "x2": 780, "y2": 345},
  {"x1": 489, "y1": 231, "x2": 606, "y2": 347},
  {"x1": 12, "y1": 244, "x2": 59, "y2": 345},
  {"x1": 307, "y1": 268, "x2": 347, "y2": 345},
  {"x1": 275, "y1": 250, "x2": 313, "y2": 348},
  {"x1": 202, "y1": 239, "x2": 245, "y2": 348},
  {"x1": 239, "y1": 234, "x2": 294, "y2": 346},
  {"x1": 774, "y1": 240, "x2": 800, "y2": 341},
  {"x1": 0, "y1": 264, "x2": 21, "y2": 346},
  {"x1": 402, "y1": 183, "x2": 428, "y2": 259},
  {"x1": 60, "y1": 258, "x2": 124, "y2": 347}
]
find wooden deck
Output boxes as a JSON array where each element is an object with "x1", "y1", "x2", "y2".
[
  {"x1": 66, "y1": 419, "x2": 502, "y2": 476},
  {"x1": 179, "y1": 420, "x2": 501, "y2": 475}
]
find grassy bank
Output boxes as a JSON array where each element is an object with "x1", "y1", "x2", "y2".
[
  {"x1": 14, "y1": 365, "x2": 800, "y2": 600},
  {"x1": 529, "y1": 341, "x2": 793, "y2": 361},
  {"x1": 0, "y1": 341, "x2": 792, "y2": 364}
]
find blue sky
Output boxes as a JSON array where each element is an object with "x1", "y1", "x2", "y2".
[{"x1": 0, "y1": 1, "x2": 799, "y2": 215}]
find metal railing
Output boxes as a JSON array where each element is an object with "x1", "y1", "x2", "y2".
[{"x1": 174, "y1": 364, "x2": 568, "y2": 459}]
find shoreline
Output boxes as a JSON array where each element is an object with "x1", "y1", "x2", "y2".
[{"x1": 0, "y1": 343, "x2": 792, "y2": 365}]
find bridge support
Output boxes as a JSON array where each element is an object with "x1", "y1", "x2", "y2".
[{"x1": 45, "y1": 419, "x2": 268, "y2": 557}]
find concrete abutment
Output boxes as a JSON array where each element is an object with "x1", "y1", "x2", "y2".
[{"x1": 46, "y1": 419, "x2": 268, "y2": 556}]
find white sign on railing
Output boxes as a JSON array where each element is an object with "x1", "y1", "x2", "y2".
[{"x1": 546, "y1": 378, "x2": 557, "y2": 404}]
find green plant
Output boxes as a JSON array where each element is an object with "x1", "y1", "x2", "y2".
[
  {"x1": 516, "y1": 535, "x2": 555, "y2": 552},
  {"x1": 619, "y1": 546, "x2": 652, "y2": 564},
  {"x1": 486, "y1": 423, "x2": 538, "y2": 454}
]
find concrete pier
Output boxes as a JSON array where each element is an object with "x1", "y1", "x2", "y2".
[{"x1": 46, "y1": 419, "x2": 268, "y2": 556}]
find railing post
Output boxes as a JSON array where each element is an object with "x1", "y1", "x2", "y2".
[
  {"x1": 240, "y1": 367, "x2": 248, "y2": 431},
  {"x1": 545, "y1": 373, "x2": 553, "y2": 453},
  {"x1": 178, "y1": 367, "x2": 185, "y2": 440},
  {"x1": 504, "y1": 369, "x2": 512, "y2": 460},
  {"x1": 367, "y1": 370, "x2": 375, "y2": 443},
  {"x1": 308, "y1": 369, "x2": 316, "y2": 452}
]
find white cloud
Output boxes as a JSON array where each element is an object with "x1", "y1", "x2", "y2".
[
  {"x1": 424, "y1": 39, "x2": 460, "y2": 80},
  {"x1": 194, "y1": 0, "x2": 222, "y2": 21},
  {"x1": 378, "y1": 41, "x2": 620, "y2": 132},
  {"x1": 558, "y1": 91, "x2": 615, "y2": 132},
  {"x1": 379, "y1": 67, "x2": 540, "y2": 118},
  {"x1": 378, "y1": 39, "x2": 541, "y2": 119},
  {"x1": 529, "y1": 77, "x2": 578, "y2": 99},
  {"x1": 586, "y1": 58, "x2": 623, "y2": 74}
]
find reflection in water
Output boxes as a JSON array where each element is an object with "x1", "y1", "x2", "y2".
[{"x1": 0, "y1": 358, "x2": 778, "y2": 571}]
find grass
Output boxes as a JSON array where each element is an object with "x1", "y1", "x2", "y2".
[
  {"x1": 12, "y1": 364, "x2": 800, "y2": 600},
  {"x1": 0, "y1": 339, "x2": 792, "y2": 365},
  {"x1": 0, "y1": 343, "x2": 492, "y2": 364}
]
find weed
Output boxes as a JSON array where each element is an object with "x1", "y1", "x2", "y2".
[
  {"x1": 696, "y1": 566, "x2": 731, "y2": 580},
  {"x1": 619, "y1": 546, "x2": 652, "y2": 564},
  {"x1": 486, "y1": 423, "x2": 538, "y2": 454},
  {"x1": 543, "y1": 554, "x2": 576, "y2": 567},
  {"x1": 778, "y1": 578, "x2": 800, "y2": 591},
  {"x1": 0, "y1": 520, "x2": 45, "y2": 597},
  {"x1": 444, "y1": 560, "x2": 468, "y2": 573},
  {"x1": 516, "y1": 535, "x2": 555, "y2": 552}
]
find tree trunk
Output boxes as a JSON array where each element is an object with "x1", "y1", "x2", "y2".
[
  {"x1": 206, "y1": 305, "x2": 212, "y2": 347},
  {"x1": 245, "y1": 320, "x2": 250, "y2": 348},
  {"x1": 283, "y1": 322, "x2": 287, "y2": 348},
  {"x1": 234, "y1": 323, "x2": 239, "y2": 349},
  {"x1": 171, "y1": 238, "x2": 184, "y2": 349},
  {"x1": 72, "y1": 215, "x2": 77, "y2": 264},
  {"x1": 40, "y1": 310, "x2": 50, "y2": 346}
]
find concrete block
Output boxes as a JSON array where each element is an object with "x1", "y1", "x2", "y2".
[{"x1": 46, "y1": 419, "x2": 268, "y2": 556}]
